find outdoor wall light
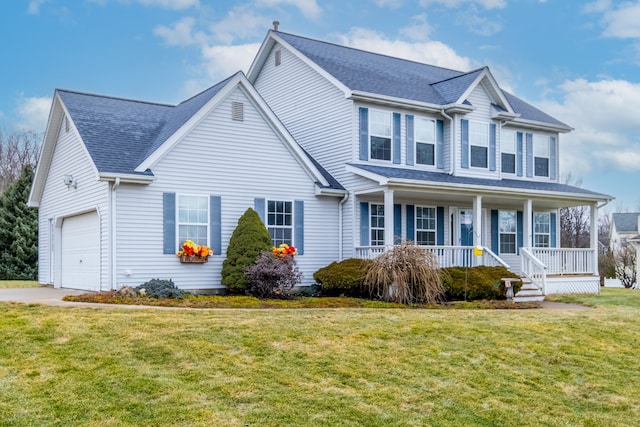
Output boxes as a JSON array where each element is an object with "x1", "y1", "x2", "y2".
[{"x1": 63, "y1": 174, "x2": 77, "y2": 189}]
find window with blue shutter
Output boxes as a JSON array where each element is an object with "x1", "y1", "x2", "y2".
[
  {"x1": 163, "y1": 192, "x2": 176, "y2": 254},
  {"x1": 359, "y1": 107, "x2": 368, "y2": 161},
  {"x1": 294, "y1": 200, "x2": 304, "y2": 255},
  {"x1": 526, "y1": 133, "x2": 533, "y2": 178},
  {"x1": 393, "y1": 113, "x2": 401, "y2": 164},
  {"x1": 461, "y1": 119, "x2": 469, "y2": 168},
  {"x1": 394, "y1": 204, "x2": 402, "y2": 244},
  {"x1": 406, "y1": 115, "x2": 414, "y2": 166},
  {"x1": 254, "y1": 198, "x2": 265, "y2": 223},
  {"x1": 406, "y1": 204, "x2": 415, "y2": 241},
  {"x1": 360, "y1": 202, "x2": 369, "y2": 246},
  {"x1": 517, "y1": 211, "x2": 523, "y2": 254},
  {"x1": 550, "y1": 212, "x2": 557, "y2": 248},
  {"x1": 549, "y1": 136, "x2": 557, "y2": 180},
  {"x1": 436, "y1": 120, "x2": 444, "y2": 169},
  {"x1": 491, "y1": 210, "x2": 499, "y2": 253},
  {"x1": 489, "y1": 123, "x2": 496, "y2": 171},
  {"x1": 436, "y1": 206, "x2": 445, "y2": 245},
  {"x1": 516, "y1": 132, "x2": 523, "y2": 177},
  {"x1": 210, "y1": 196, "x2": 221, "y2": 256}
]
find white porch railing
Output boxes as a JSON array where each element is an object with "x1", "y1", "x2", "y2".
[
  {"x1": 530, "y1": 248, "x2": 595, "y2": 275},
  {"x1": 520, "y1": 248, "x2": 547, "y2": 294},
  {"x1": 355, "y1": 245, "x2": 509, "y2": 269}
]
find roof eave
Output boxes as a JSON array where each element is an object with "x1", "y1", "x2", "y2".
[
  {"x1": 349, "y1": 91, "x2": 444, "y2": 113},
  {"x1": 509, "y1": 117, "x2": 573, "y2": 133},
  {"x1": 315, "y1": 186, "x2": 347, "y2": 197},
  {"x1": 98, "y1": 173, "x2": 156, "y2": 184}
]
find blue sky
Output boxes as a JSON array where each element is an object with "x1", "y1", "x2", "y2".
[{"x1": 1, "y1": 0, "x2": 639, "y2": 211}]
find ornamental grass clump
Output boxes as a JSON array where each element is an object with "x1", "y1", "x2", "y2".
[
  {"x1": 364, "y1": 241, "x2": 445, "y2": 305},
  {"x1": 245, "y1": 246, "x2": 302, "y2": 299}
]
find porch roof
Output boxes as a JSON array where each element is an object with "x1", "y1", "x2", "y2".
[{"x1": 348, "y1": 164, "x2": 613, "y2": 206}]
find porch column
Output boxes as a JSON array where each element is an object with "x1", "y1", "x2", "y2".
[
  {"x1": 523, "y1": 199, "x2": 533, "y2": 248},
  {"x1": 384, "y1": 189, "x2": 395, "y2": 248},
  {"x1": 472, "y1": 195, "x2": 482, "y2": 247},
  {"x1": 591, "y1": 203, "x2": 599, "y2": 277}
]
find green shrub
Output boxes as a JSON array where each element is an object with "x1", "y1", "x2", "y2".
[
  {"x1": 313, "y1": 258, "x2": 370, "y2": 297},
  {"x1": 135, "y1": 278, "x2": 187, "y2": 299},
  {"x1": 221, "y1": 208, "x2": 272, "y2": 293},
  {"x1": 441, "y1": 266, "x2": 521, "y2": 301}
]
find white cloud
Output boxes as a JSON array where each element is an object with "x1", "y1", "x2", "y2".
[
  {"x1": 375, "y1": 0, "x2": 403, "y2": 8},
  {"x1": 255, "y1": 0, "x2": 322, "y2": 20},
  {"x1": 154, "y1": 17, "x2": 205, "y2": 46},
  {"x1": 209, "y1": 6, "x2": 271, "y2": 45},
  {"x1": 583, "y1": 0, "x2": 612, "y2": 14},
  {"x1": 27, "y1": 0, "x2": 50, "y2": 14},
  {"x1": 89, "y1": 0, "x2": 199, "y2": 9},
  {"x1": 337, "y1": 28, "x2": 473, "y2": 71},
  {"x1": 599, "y1": 2, "x2": 640, "y2": 39},
  {"x1": 538, "y1": 79, "x2": 640, "y2": 176},
  {"x1": 200, "y1": 43, "x2": 261, "y2": 80},
  {"x1": 419, "y1": 0, "x2": 506, "y2": 9},
  {"x1": 400, "y1": 14, "x2": 433, "y2": 41},
  {"x1": 16, "y1": 96, "x2": 52, "y2": 133}
]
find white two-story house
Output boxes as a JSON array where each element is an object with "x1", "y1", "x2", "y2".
[{"x1": 248, "y1": 30, "x2": 612, "y2": 296}]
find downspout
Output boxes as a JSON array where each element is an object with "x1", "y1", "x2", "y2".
[
  {"x1": 110, "y1": 177, "x2": 120, "y2": 290},
  {"x1": 441, "y1": 108, "x2": 455, "y2": 175},
  {"x1": 338, "y1": 191, "x2": 350, "y2": 260}
]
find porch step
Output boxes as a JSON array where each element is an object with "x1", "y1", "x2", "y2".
[{"x1": 514, "y1": 281, "x2": 545, "y2": 303}]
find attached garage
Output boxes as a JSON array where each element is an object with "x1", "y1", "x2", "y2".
[{"x1": 61, "y1": 211, "x2": 100, "y2": 291}]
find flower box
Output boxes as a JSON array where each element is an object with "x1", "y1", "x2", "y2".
[{"x1": 180, "y1": 254, "x2": 208, "y2": 264}]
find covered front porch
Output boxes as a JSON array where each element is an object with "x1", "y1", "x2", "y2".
[{"x1": 349, "y1": 172, "x2": 609, "y2": 297}]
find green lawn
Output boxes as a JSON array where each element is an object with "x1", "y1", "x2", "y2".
[
  {"x1": 0, "y1": 280, "x2": 39, "y2": 289},
  {"x1": 1, "y1": 288, "x2": 639, "y2": 426}
]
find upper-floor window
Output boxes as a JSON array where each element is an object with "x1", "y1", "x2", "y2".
[
  {"x1": 370, "y1": 203, "x2": 385, "y2": 246},
  {"x1": 534, "y1": 213, "x2": 550, "y2": 247},
  {"x1": 499, "y1": 210, "x2": 517, "y2": 254},
  {"x1": 416, "y1": 206, "x2": 436, "y2": 245},
  {"x1": 369, "y1": 110, "x2": 392, "y2": 161},
  {"x1": 470, "y1": 121, "x2": 489, "y2": 168},
  {"x1": 267, "y1": 200, "x2": 293, "y2": 247},
  {"x1": 415, "y1": 118, "x2": 436, "y2": 166},
  {"x1": 178, "y1": 195, "x2": 209, "y2": 248},
  {"x1": 534, "y1": 135, "x2": 549, "y2": 177},
  {"x1": 501, "y1": 131, "x2": 516, "y2": 174}
]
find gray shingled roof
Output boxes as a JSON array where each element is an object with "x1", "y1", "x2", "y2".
[
  {"x1": 58, "y1": 78, "x2": 343, "y2": 190},
  {"x1": 612, "y1": 213, "x2": 640, "y2": 233},
  {"x1": 350, "y1": 164, "x2": 610, "y2": 199},
  {"x1": 275, "y1": 31, "x2": 568, "y2": 128}
]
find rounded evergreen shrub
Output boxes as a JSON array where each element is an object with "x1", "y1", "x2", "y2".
[
  {"x1": 135, "y1": 278, "x2": 187, "y2": 299},
  {"x1": 313, "y1": 258, "x2": 370, "y2": 297},
  {"x1": 221, "y1": 208, "x2": 272, "y2": 293},
  {"x1": 441, "y1": 265, "x2": 521, "y2": 301}
]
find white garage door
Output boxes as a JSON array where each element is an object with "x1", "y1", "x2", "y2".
[{"x1": 61, "y1": 211, "x2": 100, "y2": 291}]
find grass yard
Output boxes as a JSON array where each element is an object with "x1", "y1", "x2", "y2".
[
  {"x1": 1, "y1": 288, "x2": 639, "y2": 426},
  {"x1": 0, "y1": 280, "x2": 39, "y2": 289}
]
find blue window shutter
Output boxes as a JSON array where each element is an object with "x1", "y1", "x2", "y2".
[
  {"x1": 294, "y1": 200, "x2": 304, "y2": 255},
  {"x1": 163, "y1": 192, "x2": 176, "y2": 254},
  {"x1": 517, "y1": 211, "x2": 524, "y2": 254},
  {"x1": 254, "y1": 198, "x2": 265, "y2": 223},
  {"x1": 393, "y1": 112, "x2": 401, "y2": 164},
  {"x1": 406, "y1": 204, "x2": 415, "y2": 241},
  {"x1": 550, "y1": 136, "x2": 557, "y2": 180},
  {"x1": 436, "y1": 206, "x2": 445, "y2": 245},
  {"x1": 550, "y1": 212, "x2": 557, "y2": 248},
  {"x1": 526, "y1": 133, "x2": 533, "y2": 178},
  {"x1": 461, "y1": 119, "x2": 469, "y2": 169},
  {"x1": 210, "y1": 196, "x2": 221, "y2": 256},
  {"x1": 436, "y1": 120, "x2": 444, "y2": 169},
  {"x1": 359, "y1": 107, "x2": 369, "y2": 161},
  {"x1": 394, "y1": 204, "x2": 402, "y2": 244},
  {"x1": 489, "y1": 123, "x2": 496, "y2": 171},
  {"x1": 406, "y1": 115, "x2": 414, "y2": 166},
  {"x1": 360, "y1": 202, "x2": 369, "y2": 246},
  {"x1": 516, "y1": 132, "x2": 523, "y2": 177},
  {"x1": 491, "y1": 210, "x2": 499, "y2": 253}
]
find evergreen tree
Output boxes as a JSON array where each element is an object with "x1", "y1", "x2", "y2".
[
  {"x1": 0, "y1": 165, "x2": 38, "y2": 280},
  {"x1": 221, "y1": 208, "x2": 272, "y2": 293}
]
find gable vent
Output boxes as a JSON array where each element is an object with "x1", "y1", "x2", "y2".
[
  {"x1": 232, "y1": 101, "x2": 244, "y2": 122},
  {"x1": 275, "y1": 49, "x2": 281, "y2": 66},
  {"x1": 64, "y1": 115, "x2": 69, "y2": 132}
]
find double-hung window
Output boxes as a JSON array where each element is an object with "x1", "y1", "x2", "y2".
[
  {"x1": 501, "y1": 131, "x2": 516, "y2": 174},
  {"x1": 470, "y1": 121, "x2": 489, "y2": 168},
  {"x1": 534, "y1": 213, "x2": 550, "y2": 247},
  {"x1": 415, "y1": 117, "x2": 436, "y2": 166},
  {"x1": 499, "y1": 211, "x2": 517, "y2": 254},
  {"x1": 370, "y1": 110, "x2": 392, "y2": 161},
  {"x1": 416, "y1": 206, "x2": 436, "y2": 245},
  {"x1": 534, "y1": 135, "x2": 550, "y2": 177},
  {"x1": 178, "y1": 195, "x2": 209, "y2": 247},
  {"x1": 370, "y1": 204, "x2": 385, "y2": 246},
  {"x1": 267, "y1": 200, "x2": 293, "y2": 247}
]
